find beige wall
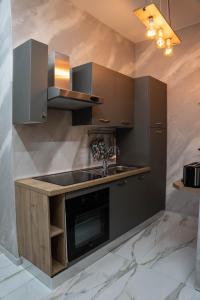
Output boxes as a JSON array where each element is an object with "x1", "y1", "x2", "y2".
[{"x1": 135, "y1": 23, "x2": 200, "y2": 217}]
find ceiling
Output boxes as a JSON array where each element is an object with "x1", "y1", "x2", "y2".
[{"x1": 71, "y1": 0, "x2": 200, "y2": 43}]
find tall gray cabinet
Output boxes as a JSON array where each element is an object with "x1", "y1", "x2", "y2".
[{"x1": 117, "y1": 76, "x2": 167, "y2": 217}]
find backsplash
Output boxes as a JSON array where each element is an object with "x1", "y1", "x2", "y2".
[{"x1": 12, "y1": 0, "x2": 135, "y2": 180}]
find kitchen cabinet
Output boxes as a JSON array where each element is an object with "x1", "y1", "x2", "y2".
[
  {"x1": 110, "y1": 173, "x2": 151, "y2": 240},
  {"x1": 117, "y1": 76, "x2": 167, "y2": 217},
  {"x1": 13, "y1": 39, "x2": 48, "y2": 124},
  {"x1": 148, "y1": 127, "x2": 167, "y2": 215},
  {"x1": 72, "y1": 63, "x2": 134, "y2": 127},
  {"x1": 134, "y1": 76, "x2": 167, "y2": 128}
]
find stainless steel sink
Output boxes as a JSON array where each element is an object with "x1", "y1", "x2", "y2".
[{"x1": 83, "y1": 165, "x2": 142, "y2": 177}]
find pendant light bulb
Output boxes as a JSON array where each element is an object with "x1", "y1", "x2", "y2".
[
  {"x1": 146, "y1": 16, "x2": 156, "y2": 39},
  {"x1": 164, "y1": 38, "x2": 173, "y2": 56},
  {"x1": 156, "y1": 28, "x2": 165, "y2": 48}
]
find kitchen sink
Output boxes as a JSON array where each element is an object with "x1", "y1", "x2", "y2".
[
  {"x1": 35, "y1": 165, "x2": 143, "y2": 186},
  {"x1": 83, "y1": 165, "x2": 143, "y2": 177}
]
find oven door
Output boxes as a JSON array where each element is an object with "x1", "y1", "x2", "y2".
[{"x1": 66, "y1": 188, "x2": 109, "y2": 262}]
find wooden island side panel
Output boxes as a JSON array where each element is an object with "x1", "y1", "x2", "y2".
[
  {"x1": 16, "y1": 185, "x2": 67, "y2": 276},
  {"x1": 16, "y1": 186, "x2": 52, "y2": 275}
]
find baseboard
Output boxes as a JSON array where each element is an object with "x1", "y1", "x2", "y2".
[{"x1": 0, "y1": 244, "x2": 22, "y2": 266}]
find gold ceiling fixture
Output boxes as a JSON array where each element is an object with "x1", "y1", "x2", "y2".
[{"x1": 134, "y1": 1, "x2": 181, "y2": 56}]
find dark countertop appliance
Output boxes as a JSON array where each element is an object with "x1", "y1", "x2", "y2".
[{"x1": 183, "y1": 162, "x2": 200, "y2": 188}]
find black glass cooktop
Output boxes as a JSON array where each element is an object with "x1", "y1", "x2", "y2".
[{"x1": 35, "y1": 170, "x2": 102, "y2": 186}]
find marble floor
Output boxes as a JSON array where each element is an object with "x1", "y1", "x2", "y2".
[{"x1": 1, "y1": 211, "x2": 200, "y2": 300}]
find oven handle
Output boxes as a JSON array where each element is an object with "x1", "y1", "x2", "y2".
[{"x1": 66, "y1": 203, "x2": 109, "y2": 215}]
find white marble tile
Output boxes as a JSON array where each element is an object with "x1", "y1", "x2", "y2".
[
  {"x1": 2, "y1": 278, "x2": 50, "y2": 300},
  {"x1": 0, "y1": 255, "x2": 43, "y2": 298},
  {"x1": 113, "y1": 211, "x2": 197, "y2": 264},
  {"x1": 142, "y1": 246, "x2": 196, "y2": 283},
  {"x1": 47, "y1": 265, "x2": 200, "y2": 300},
  {"x1": 0, "y1": 211, "x2": 199, "y2": 300}
]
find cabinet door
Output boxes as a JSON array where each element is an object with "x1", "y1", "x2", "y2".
[
  {"x1": 149, "y1": 127, "x2": 167, "y2": 214},
  {"x1": 114, "y1": 72, "x2": 134, "y2": 127},
  {"x1": 110, "y1": 173, "x2": 150, "y2": 240},
  {"x1": 92, "y1": 64, "x2": 116, "y2": 126},
  {"x1": 149, "y1": 77, "x2": 167, "y2": 128}
]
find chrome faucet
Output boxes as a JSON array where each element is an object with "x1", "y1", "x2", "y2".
[
  {"x1": 102, "y1": 159, "x2": 108, "y2": 175},
  {"x1": 102, "y1": 146, "x2": 120, "y2": 175}
]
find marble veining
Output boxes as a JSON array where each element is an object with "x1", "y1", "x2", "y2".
[{"x1": 0, "y1": 211, "x2": 200, "y2": 300}]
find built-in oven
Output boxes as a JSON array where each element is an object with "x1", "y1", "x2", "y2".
[{"x1": 66, "y1": 187, "x2": 109, "y2": 262}]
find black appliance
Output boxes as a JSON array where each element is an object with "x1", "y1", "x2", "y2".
[
  {"x1": 35, "y1": 170, "x2": 101, "y2": 186},
  {"x1": 66, "y1": 188, "x2": 109, "y2": 262},
  {"x1": 183, "y1": 162, "x2": 200, "y2": 188}
]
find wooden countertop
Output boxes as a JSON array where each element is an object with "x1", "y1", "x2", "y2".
[
  {"x1": 15, "y1": 166, "x2": 151, "y2": 197},
  {"x1": 173, "y1": 180, "x2": 200, "y2": 194}
]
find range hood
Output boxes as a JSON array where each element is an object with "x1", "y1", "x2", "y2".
[{"x1": 48, "y1": 52, "x2": 102, "y2": 110}]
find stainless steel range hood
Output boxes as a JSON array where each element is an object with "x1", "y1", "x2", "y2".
[{"x1": 48, "y1": 52, "x2": 102, "y2": 110}]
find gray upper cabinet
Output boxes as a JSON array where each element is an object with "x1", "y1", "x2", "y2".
[
  {"x1": 13, "y1": 39, "x2": 48, "y2": 124},
  {"x1": 72, "y1": 63, "x2": 134, "y2": 127},
  {"x1": 135, "y1": 76, "x2": 167, "y2": 128}
]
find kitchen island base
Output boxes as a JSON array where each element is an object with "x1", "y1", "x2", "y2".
[{"x1": 21, "y1": 211, "x2": 164, "y2": 289}]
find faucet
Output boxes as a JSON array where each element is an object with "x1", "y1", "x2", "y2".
[
  {"x1": 102, "y1": 146, "x2": 120, "y2": 175},
  {"x1": 102, "y1": 159, "x2": 108, "y2": 175}
]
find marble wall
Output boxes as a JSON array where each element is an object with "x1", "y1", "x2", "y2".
[
  {"x1": 135, "y1": 23, "x2": 200, "y2": 217},
  {"x1": 0, "y1": 0, "x2": 18, "y2": 257},
  {"x1": 11, "y1": 0, "x2": 135, "y2": 179},
  {"x1": 3, "y1": 0, "x2": 199, "y2": 259}
]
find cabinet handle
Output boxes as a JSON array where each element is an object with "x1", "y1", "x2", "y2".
[
  {"x1": 121, "y1": 121, "x2": 130, "y2": 126},
  {"x1": 117, "y1": 180, "x2": 127, "y2": 186},
  {"x1": 155, "y1": 122, "x2": 162, "y2": 126},
  {"x1": 99, "y1": 119, "x2": 110, "y2": 123},
  {"x1": 155, "y1": 129, "x2": 163, "y2": 134},
  {"x1": 42, "y1": 112, "x2": 47, "y2": 119},
  {"x1": 90, "y1": 96, "x2": 100, "y2": 102},
  {"x1": 137, "y1": 174, "x2": 145, "y2": 181}
]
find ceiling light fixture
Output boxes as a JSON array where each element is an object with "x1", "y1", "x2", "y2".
[
  {"x1": 146, "y1": 16, "x2": 157, "y2": 39},
  {"x1": 134, "y1": 0, "x2": 181, "y2": 56}
]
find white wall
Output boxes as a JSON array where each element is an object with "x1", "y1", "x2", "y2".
[{"x1": 0, "y1": 0, "x2": 18, "y2": 257}]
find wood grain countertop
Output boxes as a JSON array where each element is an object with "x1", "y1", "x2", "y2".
[
  {"x1": 15, "y1": 166, "x2": 151, "y2": 197},
  {"x1": 173, "y1": 180, "x2": 200, "y2": 194}
]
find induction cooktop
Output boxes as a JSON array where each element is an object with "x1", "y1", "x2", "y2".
[{"x1": 35, "y1": 170, "x2": 102, "y2": 186}]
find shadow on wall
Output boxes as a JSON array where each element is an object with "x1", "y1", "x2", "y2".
[
  {"x1": 13, "y1": 109, "x2": 94, "y2": 178},
  {"x1": 11, "y1": 0, "x2": 135, "y2": 76}
]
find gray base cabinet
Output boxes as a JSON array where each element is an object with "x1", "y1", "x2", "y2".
[{"x1": 110, "y1": 173, "x2": 151, "y2": 240}]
